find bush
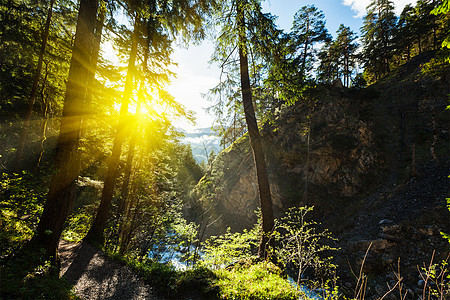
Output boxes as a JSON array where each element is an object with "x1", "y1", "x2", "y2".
[
  {"x1": 215, "y1": 261, "x2": 299, "y2": 300},
  {"x1": 0, "y1": 247, "x2": 77, "y2": 299},
  {"x1": 0, "y1": 171, "x2": 47, "y2": 257},
  {"x1": 274, "y1": 206, "x2": 337, "y2": 287}
]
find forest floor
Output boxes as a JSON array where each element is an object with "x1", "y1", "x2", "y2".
[{"x1": 59, "y1": 240, "x2": 160, "y2": 300}]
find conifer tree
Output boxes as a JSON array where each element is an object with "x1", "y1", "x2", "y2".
[
  {"x1": 396, "y1": 4, "x2": 415, "y2": 61},
  {"x1": 237, "y1": 0, "x2": 274, "y2": 259},
  {"x1": 291, "y1": 5, "x2": 331, "y2": 78},
  {"x1": 361, "y1": 0, "x2": 397, "y2": 81},
  {"x1": 13, "y1": 0, "x2": 55, "y2": 171},
  {"x1": 85, "y1": 0, "x2": 215, "y2": 246},
  {"x1": 335, "y1": 24, "x2": 358, "y2": 87},
  {"x1": 34, "y1": 0, "x2": 99, "y2": 261}
]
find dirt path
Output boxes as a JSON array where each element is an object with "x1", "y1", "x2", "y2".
[{"x1": 59, "y1": 240, "x2": 160, "y2": 300}]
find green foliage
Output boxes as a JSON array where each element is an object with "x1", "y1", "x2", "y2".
[
  {"x1": 432, "y1": 0, "x2": 450, "y2": 49},
  {"x1": 115, "y1": 256, "x2": 218, "y2": 298},
  {"x1": 361, "y1": 0, "x2": 397, "y2": 81},
  {"x1": 126, "y1": 258, "x2": 178, "y2": 296},
  {"x1": 0, "y1": 172, "x2": 48, "y2": 257},
  {"x1": 145, "y1": 212, "x2": 200, "y2": 266},
  {"x1": 0, "y1": 171, "x2": 76, "y2": 298},
  {"x1": 0, "y1": 245, "x2": 76, "y2": 299},
  {"x1": 274, "y1": 206, "x2": 337, "y2": 287},
  {"x1": 62, "y1": 202, "x2": 97, "y2": 242},
  {"x1": 418, "y1": 257, "x2": 450, "y2": 298},
  {"x1": 215, "y1": 261, "x2": 299, "y2": 300},
  {"x1": 202, "y1": 223, "x2": 260, "y2": 269},
  {"x1": 352, "y1": 73, "x2": 367, "y2": 89},
  {"x1": 317, "y1": 22, "x2": 359, "y2": 87}
]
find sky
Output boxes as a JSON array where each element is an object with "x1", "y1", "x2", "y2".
[{"x1": 167, "y1": 0, "x2": 418, "y2": 131}]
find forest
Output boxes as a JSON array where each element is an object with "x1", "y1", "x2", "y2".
[{"x1": 0, "y1": 0, "x2": 449, "y2": 299}]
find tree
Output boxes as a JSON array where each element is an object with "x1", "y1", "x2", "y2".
[
  {"x1": 317, "y1": 25, "x2": 358, "y2": 86},
  {"x1": 207, "y1": 0, "x2": 278, "y2": 258},
  {"x1": 317, "y1": 40, "x2": 339, "y2": 83},
  {"x1": 431, "y1": 0, "x2": 450, "y2": 49},
  {"x1": 396, "y1": 4, "x2": 415, "y2": 61},
  {"x1": 33, "y1": 0, "x2": 99, "y2": 261},
  {"x1": 335, "y1": 24, "x2": 358, "y2": 87},
  {"x1": 13, "y1": 0, "x2": 55, "y2": 171},
  {"x1": 361, "y1": 0, "x2": 397, "y2": 81},
  {"x1": 84, "y1": 11, "x2": 140, "y2": 245},
  {"x1": 235, "y1": 0, "x2": 275, "y2": 259},
  {"x1": 291, "y1": 5, "x2": 331, "y2": 78},
  {"x1": 86, "y1": 0, "x2": 215, "y2": 246},
  {"x1": 413, "y1": 0, "x2": 439, "y2": 53},
  {"x1": 0, "y1": 1, "x2": 76, "y2": 172}
]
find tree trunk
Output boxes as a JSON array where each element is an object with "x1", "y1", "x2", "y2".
[
  {"x1": 84, "y1": 4, "x2": 106, "y2": 115},
  {"x1": 35, "y1": 61, "x2": 50, "y2": 171},
  {"x1": 237, "y1": 1, "x2": 274, "y2": 260},
  {"x1": 34, "y1": 0, "x2": 98, "y2": 262},
  {"x1": 14, "y1": 0, "x2": 55, "y2": 172},
  {"x1": 304, "y1": 107, "x2": 311, "y2": 204},
  {"x1": 300, "y1": 19, "x2": 310, "y2": 78},
  {"x1": 85, "y1": 16, "x2": 139, "y2": 245}
]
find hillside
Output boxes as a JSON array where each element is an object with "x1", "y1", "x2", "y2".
[{"x1": 188, "y1": 51, "x2": 450, "y2": 297}]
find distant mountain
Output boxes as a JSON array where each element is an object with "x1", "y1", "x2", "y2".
[{"x1": 180, "y1": 127, "x2": 221, "y2": 164}]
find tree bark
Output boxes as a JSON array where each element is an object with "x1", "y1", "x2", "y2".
[
  {"x1": 85, "y1": 16, "x2": 139, "y2": 245},
  {"x1": 14, "y1": 0, "x2": 55, "y2": 172},
  {"x1": 300, "y1": 18, "x2": 310, "y2": 78},
  {"x1": 237, "y1": 0, "x2": 274, "y2": 260},
  {"x1": 34, "y1": 0, "x2": 99, "y2": 261},
  {"x1": 35, "y1": 61, "x2": 50, "y2": 171}
]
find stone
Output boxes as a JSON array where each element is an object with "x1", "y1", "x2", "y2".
[
  {"x1": 418, "y1": 279, "x2": 425, "y2": 288},
  {"x1": 356, "y1": 253, "x2": 384, "y2": 274},
  {"x1": 348, "y1": 239, "x2": 389, "y2": 252},
  {"x1": 418, "y1": 227, "x2": 436, "y2": 236},
  {"x1": 378, "y1": 233, "x2": 402, "y2": 242},
  {"x1": 379, "y1": 219, "x2": 394, "y2": 225},
  {"x1": 406, "y1": 289, "x2": 414, "y2": 297},
  {"x1": 381, "y1": 254, "x2": 394, "y2": 267},
  {"x1": 381, "y1": 224, "x2": 402, "y2": 234}
]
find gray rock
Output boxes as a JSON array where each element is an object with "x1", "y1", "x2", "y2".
[
  {"x1": 378, "y1": 233, "x2": 402, "y2": 242},
  {"x1": 379, "y1": 219, "x2": 394, "y2": 225},
  {"x1": 418, "y1": 279, "x2": 425, "y2": 288},
  {"x1": 381, "y1": 254, "x2": 394, "y2": 267},
  {"x1": 348, "y1": 239, "x2": 389, "y2": 252}
]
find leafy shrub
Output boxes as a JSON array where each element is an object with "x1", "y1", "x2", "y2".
[
  {"x1": 0, "y1": 247, "x2": 76, "y2": 299},
  {"x1": 125, "y1": 258, "x2": 178, "y2": 296},
  {"x1": 201, "y1": 218, "x2": 260, "y2": 269},
  {"x1": 62, "y1": 203, "x2": 97, "y2": 242},
  {"x1": 0, "y1": 172, "x2": 47, "y2": 257},
  {"x1": 274, "y1": 206, "x2": 337, "y2": 287},
  {"x1": 215, "y1": 261, "x2": 299, "y2": 300}
]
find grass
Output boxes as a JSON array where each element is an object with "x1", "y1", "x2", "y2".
[
  {"x1": 107, "y1": 250, "x2": 301, "y2": 300},
  {"x1": 214, "y1": 261, "x2": 299, "y2": 300}
]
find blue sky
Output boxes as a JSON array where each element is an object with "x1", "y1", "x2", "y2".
[
  {"x1": 169, "y1": 0, "x2": 418, "y2": 130},
  {"x1": 262, "y1": 0, "x2": 364, "y2": 36}
]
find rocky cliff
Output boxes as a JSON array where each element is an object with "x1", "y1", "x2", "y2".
[{"x1": 187, "y1": 51, "x2": 449, "y2": 296}]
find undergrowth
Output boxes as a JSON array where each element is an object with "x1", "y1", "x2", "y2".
[
  {"x1": 215, "y1": 260, "x2": 299, "y2": 300},
  {"x1": 0, "y1": 172, "x2": 78, "y2": 299}
]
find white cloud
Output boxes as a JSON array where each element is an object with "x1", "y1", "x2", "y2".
[{"x1": 342, "y1": 0, "x2": 418, "y2": 18}]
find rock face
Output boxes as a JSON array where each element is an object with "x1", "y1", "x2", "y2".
[
  {"x1": 191, "y1": 88, "x2": 382, "y2": 235},
  {"x1": 188, "y1": 51, "x2": 450, "y2": 298},
  {"x1": 190, "y1": 53, "x2": 449, "y2": 242}
]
